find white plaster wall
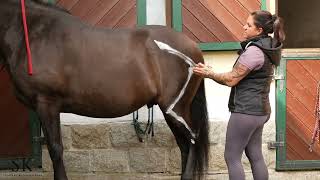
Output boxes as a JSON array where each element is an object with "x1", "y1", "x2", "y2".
[
  {"x1": 269, "y1": 0, "x2": 276, "y2": 14},
  {"x1": 203, "y1": 51, "x2": 236, "y2": 121}
]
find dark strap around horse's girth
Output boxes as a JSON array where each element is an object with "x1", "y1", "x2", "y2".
[
  {"x1": 309, "y1": 82, "x2": 320, "y2": 152},
  {"x1": 132, "y1": 106, "x2": 154, "y2": 142}
]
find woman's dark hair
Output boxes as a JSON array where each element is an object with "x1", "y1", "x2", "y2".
[{"x1": 251, "y1": 10, "x2": 285, "y2": 47}]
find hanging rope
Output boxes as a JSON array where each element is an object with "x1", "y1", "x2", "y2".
[
  {"x1": 21, "y1": 0, "x2": 33, "y2": 75},
  {"x1": 309, "y1": 81, "x2": 320, "y2": 152},
  {"x1": 132, "y1": 107, "x2": 155, "y2": 142}
]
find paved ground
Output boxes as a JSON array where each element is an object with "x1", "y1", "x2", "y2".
[
  {"x1": 1, "y1": 170, "x2": 320, "y2": 180},
  {"x1": 0, "y1": 170, "x2": 227, "y2": 180},
  {"x1": 0, "y1": 171, "x2": 182, "y2": 180}
]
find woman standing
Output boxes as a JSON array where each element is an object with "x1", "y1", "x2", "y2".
[{"x1": 193, "y1": 10, "x2": 285, "y2": 180}]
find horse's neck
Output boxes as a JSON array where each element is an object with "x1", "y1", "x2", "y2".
[
  {"x1": 0, "y1": 3, "x2": 21, "y2": 56},
  {"x1": 0, "y1": 1, "x2": 40, "y2": 70},
  {"x1": 0, "y1": 1, "x2": 68, "y2": 72}
]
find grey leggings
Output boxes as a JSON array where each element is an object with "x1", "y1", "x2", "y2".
[{"x1": 225, "y1": 113, "x2": 269, "y2": 180}]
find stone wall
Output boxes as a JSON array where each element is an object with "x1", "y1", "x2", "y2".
[
  {"x1": 41, "y1": 120, "x2": 320, "y2": 179},
  {"x1": 41, "y1": 120, "x2": 253, "y2": 178}
]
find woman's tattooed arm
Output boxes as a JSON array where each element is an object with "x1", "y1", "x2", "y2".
[{"x1": 207, "y1": 63, "x2": 251, "y2": 87}]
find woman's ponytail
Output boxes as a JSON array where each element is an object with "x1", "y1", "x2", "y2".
[{"x1": 272, "y1": 15, "x2": 285, "y2": 46}]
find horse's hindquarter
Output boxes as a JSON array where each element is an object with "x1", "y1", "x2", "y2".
[{"x1": 146, "y1": 26, "x2": 204, "y2": 108}]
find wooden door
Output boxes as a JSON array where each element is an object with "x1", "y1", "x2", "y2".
[
  {"x1": 172, "y1": 0, "x2": 265, "y2": 51},
  {"x1": 286, "y1": 60, "x2": 320, "y2": 160},
  {"x1": 276, "y1": 55, "x2": 320, "y2": 170},
  {"x1": 56, "y1": 0, "x2": 138, "y2": 28},
  {"x1": 180, "y1": 0, "x2": 261, "y2": 42},
  {"x1": 0, "y1": 70, "x2": 36, "y2": 169}
]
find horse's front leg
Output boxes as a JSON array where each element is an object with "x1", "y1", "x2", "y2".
[{"x1": 37, "y1": 99, "x2": 67, "y2": 180}]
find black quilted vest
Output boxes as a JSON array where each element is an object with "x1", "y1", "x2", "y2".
[{"x1": 228, "y1": 36, "x2": 282, "y2": 115}]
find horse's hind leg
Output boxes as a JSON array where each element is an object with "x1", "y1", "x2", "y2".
[
  {"x1": 162, "y1": 111, "x2": 195, "y2": 180},
  {"x1": 159, "y1": 80, "x2": 207, "y2": 180},
  {"x1": 37, "y1": 98, "x2": 67, "y2": 180}
]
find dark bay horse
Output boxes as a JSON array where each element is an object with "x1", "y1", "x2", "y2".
[{"x1": 0, "y1": 1, "x2": 209, "y2": 179}]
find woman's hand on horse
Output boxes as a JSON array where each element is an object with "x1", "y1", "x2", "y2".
[{"x1": 193, "y1": 63, "x2": 212, "y2": 78}]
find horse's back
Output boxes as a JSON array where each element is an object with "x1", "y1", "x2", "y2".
[{"x1": 143, "y1": 25, "x2": 203, "y2": 63}]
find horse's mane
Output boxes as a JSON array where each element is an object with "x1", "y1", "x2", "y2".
[{"x1": 30, "y1": 0, "x2": 70, "y2": 14}]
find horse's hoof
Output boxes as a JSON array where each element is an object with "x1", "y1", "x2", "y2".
[
  {"x1": 181, "y1": 175, "x2": 193, "y2": 180},
  {"x1": 181, "y1": 178, "x2": 192, "y2": 180}
]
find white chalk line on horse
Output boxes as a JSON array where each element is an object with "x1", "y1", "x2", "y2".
[{"x1": 154, "y1": 40, "x2": 197, "y2": 143}]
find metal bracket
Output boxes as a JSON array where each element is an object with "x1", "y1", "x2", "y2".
[
  {"x1": 274, "y1": 60, "x2": 286, "y2": 92},
  {"x1": 273, "y1": 74, "x2": 285, "y2": 80},
  {"x1": 273, "y1": 73, "x2": 285, "y2": 92},
  {"x1": 267, "y1": 141, "x2": 284, "y2": 149}
]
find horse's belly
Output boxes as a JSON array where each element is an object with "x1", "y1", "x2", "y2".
[
  {"x1": 63, "y1": 102, "x2": 143, "y2": 118},
  {"x1": 63, "y1": 91, "x2": 154, "y2": 118}
]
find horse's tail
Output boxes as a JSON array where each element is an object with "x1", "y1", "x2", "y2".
[
  {"x1": 191, "y1": 80, "x2": 209, "y2": 179},
  {"x1": 154, "y1": 39, "x2": 209, "y2": 178}
]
